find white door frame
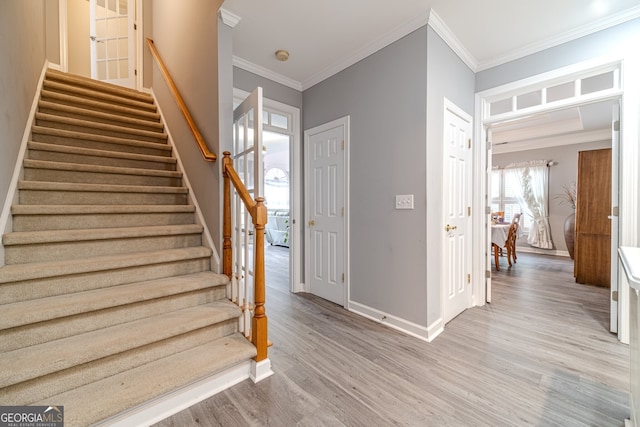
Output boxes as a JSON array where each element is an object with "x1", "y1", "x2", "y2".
[
  {"x1": 233, "y1": 88, "x2": 302, "y2": 294},
  {"x1": 58, "y1": 0, "x2": 144, "y2": 90},
  {"x1": 473, "y1": 54, "x2": 639, "y2": 344},
  {"x1": 303, "y1": 116, "x2": 350, "y2": 307}
]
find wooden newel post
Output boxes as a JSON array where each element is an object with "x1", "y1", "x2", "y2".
[
  {"x1": 252, "y1": 197, "x2": 268, "y2": 361},
  {"x1": 222, "y1": 152, "x2": 233, "y2": 280}
]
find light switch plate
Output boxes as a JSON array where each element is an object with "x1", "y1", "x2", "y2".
[{"x1": 395, "y1": 194, "x2": 414, "y2": 210}]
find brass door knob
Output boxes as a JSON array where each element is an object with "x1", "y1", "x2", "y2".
[
  {"x1": 308, "y1": 220, "x2": 315, "y2": 226},
  {"x1": 445, "y1": 224, "x2": 457, "y2": 232}
]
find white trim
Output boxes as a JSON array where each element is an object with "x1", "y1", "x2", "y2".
[
  {"x1": 302, "y1": 12, "x2": 429, "y2": 90},
  {"x1": 250, "y1": 358, "x2": 274, "y2": 383},
  {"x1": 0, "y1": 62, "x2": 50, "y2": 267},
  {"x1": 151, "y1": 89, "x2": 221, "y2": 272},
  {"x1": 427, "y1": 10, "x2": 477, "y2": 72},
  {"x1": 58, "y1": 0, "x2": 68, "y2": 72},
  {"x1": 233, "y1": 56, "x2": 302, "y2": 92},
  {"x1": 517, "y1": 246, "x2": 570, "y2": 258},
  {"x1": 348, "y1": 300, "x2": 443, "y2": 342},
  {"x1": 219, "y1": 8, "x2": 241, "y2": 28},
  {"x1": 134, "y1": 0, "x2": 144, "y2": 91},
  {"x1": 304, "y1": 116, "x2": 350, "y2": 308},
  {"x1": 97, "y1": 361, "x2": 253, "y2": 427},
  {"x1": 477, "y1": 5, "x2": 640, "y2": 71}
]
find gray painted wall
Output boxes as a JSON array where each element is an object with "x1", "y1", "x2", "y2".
[
  {"x1": 304, "y1": 27, "x2": 430, "y2": 326},
  {"x1": 150, "y1": 0, "x2": 224, "y2": 262},
  {"x1": 493, "y1": 140, "x2": 612, "y2": 253},
  {"x1": 234, "y1": 67, "x2": 303, "y2": 110},
  {"x1": 425, "y1": 26, "x2": 475, "y2": 327},
  {"x1": 0, "y1": 0, "x2": 48, "y2": 220}
]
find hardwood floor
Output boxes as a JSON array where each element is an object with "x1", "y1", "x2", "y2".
[{"x1": 155, "y1": 252, "x2": 629, "y2": 426}]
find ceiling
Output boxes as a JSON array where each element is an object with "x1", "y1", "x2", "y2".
[{"x1": 221, "y1": 0, "x2": 640, "y2": 91}]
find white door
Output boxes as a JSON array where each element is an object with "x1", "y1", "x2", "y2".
[
  {"x1": 443, "y1": 100, "x2": 473, "y2": 323},
  {"x1": 90, "y1": 0, "x2": 135, "y2": 88},
  {"x1": 304, "y1": 117, "x2": 348, "y2": 306},
  {"x1": 232, "y1": 87, "x2": 263, "y2": 336},
  {"x1": 610, "y1": 102, "x2": 620, "y2": 334}
]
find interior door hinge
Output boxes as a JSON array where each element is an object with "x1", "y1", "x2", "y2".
[
  {"x1": 134, "y1": 69, "x2": 137, "y2": 76},
  {"x1": 468, "y1": 206, "x2": 471, "y2": 217},
  {"x1": 468, "y1": 139, "x2": 472, "y2": 149},
  {"x1": 485, "y1": 270, "x2": 491, "y2": 279},
  {"x1": 467, "y1": 274, "x2": 471, "y2": 284},
  {"x1": 342, "y1": 273, "x2": 345, "y2": 283},
  {"x1": 134, "y1": 23, "x2": 137, "y2": 30},
  {"x1": 487, "y1": 141, "x2": 492, "y2": 150},
  {"x1": 612, "y1": 290, "x2": 618, "y2": 302},
  {"x1": 341, "y1": 207, "x2": 344, "y2": 217},
  {"x1": 341, "y1": 140, "x2": 345, "y2": 151},
  {"x1": 485, "y1": 206, "x2": 492, "y2": 215},
  {"x1": 613, "y1": 120, "x2": 620, "y2": 131}
]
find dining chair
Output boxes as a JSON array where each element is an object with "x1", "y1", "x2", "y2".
[{"x1": 506, "y1": 222, "x2": 519, "y2": 265}]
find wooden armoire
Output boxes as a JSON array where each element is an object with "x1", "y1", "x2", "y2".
[{"x1": 574, "y1": 148, "x2": 612, "y2": 287}]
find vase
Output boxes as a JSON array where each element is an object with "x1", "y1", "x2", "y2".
[{"x1": 564, "y1": 212, "x2": 576, "y2": 260}]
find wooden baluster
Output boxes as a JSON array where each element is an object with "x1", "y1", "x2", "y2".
[
  {"x1": 252, "y1": 197, "x2": 268, "y2": 361},
  {"x1": 222, "y1": 152, "x2": 233, "y2": 280}
]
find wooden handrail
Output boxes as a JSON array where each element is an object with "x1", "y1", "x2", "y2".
[
  {"x1": 146, "y1": 38, "x2": 216, "y2": 162},
  {"x1": 222, "y1": 152, "x2": 268, "y2": 362}
]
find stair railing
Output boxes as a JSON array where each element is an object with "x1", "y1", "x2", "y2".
[
  {"x1": 146, "y1": 38, "x2": 216, "y2": 162},
  {"x1": 222, "y1": 152, "x2": 268, "y2": 362}
]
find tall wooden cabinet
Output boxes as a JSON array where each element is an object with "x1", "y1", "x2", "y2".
[{"x1": 574, "y1": 148, "x2": 612, "y2": 287}]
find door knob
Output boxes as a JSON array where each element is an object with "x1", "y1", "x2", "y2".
[
  {"x1": 308, "y1": 220, "x2": 315, "y2": 227},
  {"x1": 445, "y1": 224, "x2": 457, "y2": 232}
]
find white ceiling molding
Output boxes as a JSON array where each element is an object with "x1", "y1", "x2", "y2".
[
  {"x1": 219, "y1": 8, "x2": 241, "y2": 28},
  {"x1": 301, "y1": 11, "x2": 430, "y2": 90},
  {"x1": 492, "y1": 128, "x2": 611, "y2": 154},
  {"x1": 477, "y1": 5, "x2": 640, "y2": 71},
  {"x1": 427, "y1": 10, "x2": 478, "y2": 72},
  {"x1": 232, "y1": 56, "x2": 303, "y2": 91}
]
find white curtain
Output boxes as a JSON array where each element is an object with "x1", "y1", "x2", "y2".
[{"x1": 505, "y1": 160, "x2": 554, "y2": 249}]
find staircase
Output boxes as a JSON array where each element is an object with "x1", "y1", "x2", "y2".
[{"x1": 0, "y1": 69, "x2": 256, "y2": 426}]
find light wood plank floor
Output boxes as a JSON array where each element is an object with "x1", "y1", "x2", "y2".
[{"x1": 155, "y1": 251, "x2": 629, "y2": 426}]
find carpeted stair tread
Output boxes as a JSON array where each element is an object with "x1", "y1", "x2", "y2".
[
  {"x1": 45, "y1": 69, "x2": 153, "y2": 103},
  {"x1": 23, "y1": 159, "x2": 182, "y2": 180},
  {"x1": 35, "y1": 112, "x2": 168, "y2": 141},
  {"x1": 36, "y1": 334, "x2": 257, "y2": 427},
  {"x1": 43, "y1": 80, "x2": 157, "y2": 112},
  {"x1": 0, "y1": 300, "x2": 241, "y2": 388},
  {"x1": 3, "y1": 223, "x2": 203, "y2": 246},
  {"x1": 31, "y1": 126, "x2": 172, "y2": 153},
  {"x1": 40, "y1": 90, "x2": 161, "y2": 121},
  {"x1": 18, "y1": 180, "x2": 188, "y2": 195},
  {"x1": 0, "y1": 246, "x2": 212, "y2": 284},
  {"x1": 38, "y1": 100, "x2": 164, "y2": 131},
  {"x1": 27, "y1": 141, "x2": 177, "y2": 168},
  {"x1": 11, "y1": 204, "x2": 194, "y2": 216},
  {"x1": 0, "y1": 271, "x2": 227, "y2": 330}
]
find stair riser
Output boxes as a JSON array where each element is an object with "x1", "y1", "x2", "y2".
[
  {"x1": 24, "y1": 167, "x2": 182, "y2": 188},
  {"x1": 42, "y1": 81, "x2": 157, "y2": 112},
  {"x1": 0, "y1": 320, "x2": 238, "y2": 405},
  {"x1": 12, "y1": 212, "x2": 196, "y2": 232},
  {"x1": 28, "y1": 149, "x2": 177, "y2": 172},
  {"x1": 38, "y1": 104, "x2": 164, "y2": 133},
  {"x1": 40, "y1": 93, "x2": 160, "y2": 123},
  {"x1": 19, "y1": 190, "x2": 188, "y2": 206},
  {"x1": 5, "y1": 234, "x2": 203, "y2": 264},
  {"x1": 35, "y1": 118, "x2": 168, "y2": 144},
  {"x1": 31, "y1": 133, "x2": 172, "y2": 157},
  {"x1": 1, "y1": 257, "x2": 211, "y2": 304},
  {"x1": 1, "y1": 286, "x2": 227, "y2": 351}
]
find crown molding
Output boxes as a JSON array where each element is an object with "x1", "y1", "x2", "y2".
[
  {"x1": 301, "y1": 12, "x2": 430, "y2": 90},
  {"x1": 477, "y1": 5, "x2": 640, "y2": 71},
  {"x1": 232, "y1": 56, "x2": 303, "y2": 92},
  {"x1": 427, "y1": 10, "x2": 478, "y2": 72},
  {"x1": 492, "y1": 128, "x2": 611, "y2": 154},
  {"x1": 219, "y1": 8, "x2": 241, "y2": 28}
]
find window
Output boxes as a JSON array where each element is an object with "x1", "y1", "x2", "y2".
[{"x1": 491, "y1": 170, "x2": 530, "y2": 232}]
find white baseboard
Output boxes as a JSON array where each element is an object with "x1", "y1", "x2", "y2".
[
  {"x1": 250, "y1": 358, "x2": 274, "y2": 383},
  {"x1": 517, "y1": 246, "x2": 570, "y2": 258},
  {"x1": 99, "y1": 361, "x2": 253, "y2": 427},
  {"x1": 348, "y1": 300, "x2": 441, "y2": 342}
]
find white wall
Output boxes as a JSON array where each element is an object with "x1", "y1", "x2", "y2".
[{"x1": 67, "y1": 0, "x2": 90, "y2": 77}]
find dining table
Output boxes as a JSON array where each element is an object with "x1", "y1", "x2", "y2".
[{"x1": 491, "y1": 222, "x2": 523, "y2": 271}]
